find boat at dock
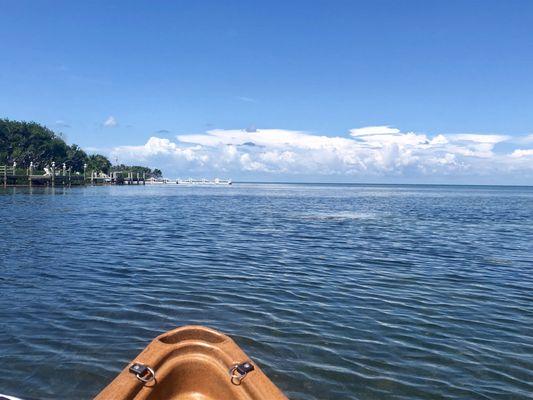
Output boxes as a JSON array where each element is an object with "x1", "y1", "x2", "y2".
[
  {"x1": 177, "y1": 178, "x2": 232, "y2": 185},
  {"x1": 145, "y1": 177, "x2": 174, "y2": 184},
  {"x1": 94, "y1": 325, "x2": 286, "y2": 400}
]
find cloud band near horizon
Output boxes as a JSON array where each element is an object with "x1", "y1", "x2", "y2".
[{"x1": 106, "y1": 126, "x2": 533, "y2": 184}]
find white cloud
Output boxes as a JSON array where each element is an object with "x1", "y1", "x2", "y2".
[
  {"x1": 107, "y1": 126, "x2": 533, "y2": 183},
  {"x1": 513, "y1": 134, "x2": 533, "y2": 145},
  {"x1": 236, "y1": 96, "x2": 257, "y2": 103},
  {"x1": 447, "y1": 134, "x2": 509, "y2": 144},
  {"x1": 55, "y1": 120, "x2": 71, "y2": 128},
  {"x1": 511, "y1": 149, "x2": 533, "y2": 158},
  {"x1": 237, "y1": 96, "x2": 257, "y2": 103},
  {"x1": 103, "y1": 116, "x2": 117, "y2": 127},
  {"x1": 350, "y1": 125, "x2": 401, "y2": 137}
]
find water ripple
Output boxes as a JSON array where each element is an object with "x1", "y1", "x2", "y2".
[{"x1": 1, "y1": 184, "x2": 532, "y2": 399}]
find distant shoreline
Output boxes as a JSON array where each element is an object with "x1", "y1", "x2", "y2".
[
  {"x1": 2, "y1": 181, "x2": 530, "y2": 189},
  {"x1": 234, "y1": 181, "x2": 533, "y2": 188}
]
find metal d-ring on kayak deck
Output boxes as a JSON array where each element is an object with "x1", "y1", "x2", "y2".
[
  {"x1": 129, "y1": 363, "x2": 156, "y2": 383},
  {"x1": 229, "y1": 361, "x2": 255, "y2": 385}
]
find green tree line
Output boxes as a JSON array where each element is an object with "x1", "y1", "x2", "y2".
[{"x1": 0, "y1": 119, "x2": 162, "y2": 176}]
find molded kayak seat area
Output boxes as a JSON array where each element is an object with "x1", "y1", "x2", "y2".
[{"x1": 94, "y1": 326, "x2": 287, "y2": 400}]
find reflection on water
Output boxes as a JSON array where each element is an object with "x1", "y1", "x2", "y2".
[{"x1": 0, "y1": 184, "x2": 532, "y2": 399}]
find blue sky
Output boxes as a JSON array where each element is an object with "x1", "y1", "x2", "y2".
[{"x1": 1, "y1": 1, "x2": 533, "y2": 183}]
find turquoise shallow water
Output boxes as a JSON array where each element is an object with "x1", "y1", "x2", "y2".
[{"x1": 0, "y1": 184, "x2": 532, "y2": 399}]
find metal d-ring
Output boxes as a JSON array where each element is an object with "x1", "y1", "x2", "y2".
[
  {"x1": 230, "y1": 365, "x2": 246, "y2": 385},
  {"x1": 129, "y1": 363, "x2": 156, "y2": 384},
  {"x1": 229, "y1": 361, "x2": 254, "y2": 385},
  {"x1": 136, "y1": 365, "x2": 156, "y2": 383}
]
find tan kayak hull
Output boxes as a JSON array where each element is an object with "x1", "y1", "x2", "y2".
[{"x1": 94, "y1": 325, "x2": 288, "y2": 400}]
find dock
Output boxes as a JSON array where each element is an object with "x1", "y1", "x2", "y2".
[{"x1": 1, "y1": 164, "x2": 146, "y2": 187}]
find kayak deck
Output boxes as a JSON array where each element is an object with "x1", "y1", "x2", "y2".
[{"x1": 94, "y1": 325, "x2": 287, "y2": 400}]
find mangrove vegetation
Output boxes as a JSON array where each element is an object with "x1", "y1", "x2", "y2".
[{"x1": 0, "y1": 119, "x2": 161, "y2": 176}]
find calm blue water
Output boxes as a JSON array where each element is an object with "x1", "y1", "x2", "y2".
[{"x1": 0, "y1": 184, "x2": 532, "y2": 399}]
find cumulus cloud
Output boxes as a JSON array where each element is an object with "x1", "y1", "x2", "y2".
[
  {"x1": 103, "y1": 116, "x2": 118, "y2": 127},
  {"x1": 511, "y1": 149, "x2": 533, "y2": 158},
  {"x1": 108, "y1": 126, "x2": 533, "y2": 183}
]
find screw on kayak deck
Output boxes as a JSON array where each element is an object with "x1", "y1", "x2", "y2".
[{"x1": 229, "y1": 361, "x2": 255, "y2": 385}]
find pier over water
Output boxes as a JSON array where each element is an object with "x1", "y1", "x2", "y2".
[{"x1": 0, "y1": 163, "x2": 146, "y2": 187}]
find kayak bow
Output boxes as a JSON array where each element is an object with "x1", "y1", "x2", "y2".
[{"x1": 95, "y1": 325, "x2": 288, "y2": 400}]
